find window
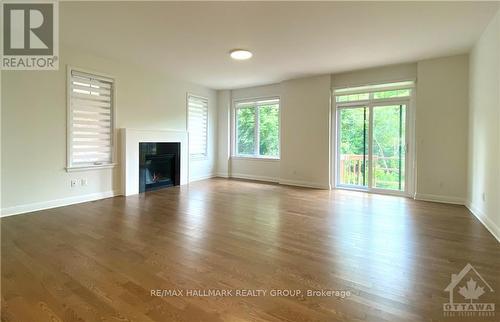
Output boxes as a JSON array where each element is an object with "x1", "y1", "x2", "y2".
[
  {"x1": 67, "y1": 68, "x2": 115, "y2": 170},
  {"x1": 335, "y1": 81, "x2": 413, "y2": 103},
  {"x1": 187, "y1": 94, "x2": 208, "y2": 158},
  {"x1": 234, "y1": 98, "x2": 280, "y2": 159},
  {"x1": 336, "y1": 93, "x2": 369, "y2": 103},
  {"x1": 334, "y1": 81, "x2": 413, "y2": 195},
  {"x1": 373, "y1": 89, "x2": 411, "y2": 100}
]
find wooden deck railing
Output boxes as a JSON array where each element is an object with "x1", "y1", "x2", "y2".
[
  {"x1": 339, "y1": 154, "x2": 366, "y2": 185},
  {"x1": 339, "y1": 154, "x2": 401, "y2": 187}
]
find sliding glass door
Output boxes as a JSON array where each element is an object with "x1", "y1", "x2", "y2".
[
  {"x1": 338, "y1": 106, "x2": 369, "y2": 187},
  {"x1": 371, "y1": 104, "x2": 406, "y2": 192},
  {"x1": 337, "y1": 102, "x2": 408, "y2": 194}
]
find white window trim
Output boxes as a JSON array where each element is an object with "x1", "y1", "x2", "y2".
[
  {"x1": 66, "y1": 164, "x2": 117, "y2": 172},
  {"x1": 66, "y1": 65, "x2": 117, "y2": 172},
  {"x1": 333, "y1": 80, "x2": 415, "y2": 96},
  {"x1": 186, "y1": 93, "x2": 209, "y2": 160},
  {"x1": 231, "y1": 156, "x2": 280, "y2": 162},
  {"x1": 331, "y1": 81, "x2": 416, "y2": 197},
  {"x1": 231, "y1": 96, "x2": 281, "y2": 160}
]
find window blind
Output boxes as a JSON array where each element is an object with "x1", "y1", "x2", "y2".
[
  {"x1": 68, "y1": 70, "x2": 114, "y2": 168},
  {"x1": 188, "y1": 95, "x2": 208, "y2": 157}
]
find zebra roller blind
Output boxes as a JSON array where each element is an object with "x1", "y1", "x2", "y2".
[
  {"x1": 68, "y1": 69, "x2": 114, "y2": 168},
  {"x1": 187, "y1": 94, "x2": 208, "y2": 157}
]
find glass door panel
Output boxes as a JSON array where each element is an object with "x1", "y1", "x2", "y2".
[
  {"x1": 338, "y1": 107, "x2": 369, "y2": 187},
  {"x1": 372, "y1": 104, "x2": 406, "y2": 191}
]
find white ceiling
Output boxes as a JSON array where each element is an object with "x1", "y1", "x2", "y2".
[{"x1": 60, "y1": 1, "x2": 499, "y2": 90}]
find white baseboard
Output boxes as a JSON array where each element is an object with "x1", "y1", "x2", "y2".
[
  {"x1": 215, "y1": 172, "x2": 229, "y2": 178},
  {"x1": 229, "y1": 173, "x2": 279, "y2": 183},
  {"x1": 218, "y1": 174, "x2": 329, "y2": 189},
  {"x1": 0, "y1": 190, "x2": 121, "y2": 218},
  {"x1": 279, "y1": 179, "x2": 330, "y2": 190},
  {"x1": 466, "y1": 202, "x2": 500, "y2": 243},
  {"x1": 188, "y1": 173, "x2": 216, "y2": 183},
  {"x1": 414, "y1": 193, "x2": 465, "y2": 205}
]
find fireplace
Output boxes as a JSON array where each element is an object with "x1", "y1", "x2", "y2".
[{"x1": 139, "y1": 142, "x2": 180, "y2": 192}]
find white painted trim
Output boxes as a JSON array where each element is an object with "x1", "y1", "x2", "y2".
[
  {"x1": 279, "y1": 179, "x2": 330, "y2": 190},
  {"x1": 466, "y1": 202, "x2": 500, "y2": 244},
  {"x1": 230, "y1": 173, "x2": 279, "y2": 183},
  {"x1": 333, "y1": 79, "x2": 417, "y2": 92},
  {"x1": 189, "y1": 173, "x2": 216, "y2": 183},
  {"x1": 332, "y1": 84, "x2": 416, "y2": 198},
  {"x1": 333, "y1": 80, "x2": 415, "y2": 94},
  {"x1": 66, "y1": 163, "x2": 117, "y2": 172},
  {"x1": 414, "y1": 193, "x2": 465, "y2": 205},
  {"x1": 216, "y1": 172, "x2": 229, "y2": 178},
  {"x1": 231, "y1": 96, "x2": 281, "y2": 159},
  {"x1": 230, "y1": 156, "x2": 280, "y2": 162},
  {"x1": 0, "y1": 190, "x2": 121, "y2": 218},
  {"x1": 190, "y1": 155, "x2": 209, "y2": 161},
  {"x1": 337, "y1": 185, "x2": 411, "y2": 198},
  {"x1": 215, "y1": 174, "x2": 329, "y2": 189}
]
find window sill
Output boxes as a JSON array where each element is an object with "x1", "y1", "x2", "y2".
[
  {"x1": 190, "y1": 155, "x2": 209, "y2": 161},
  {"x1": 231, "y1": 156, "x2": 280, "y2": 162},
  {"x1": 66, "y1": 163, "x2": 117, "y2": 172}
]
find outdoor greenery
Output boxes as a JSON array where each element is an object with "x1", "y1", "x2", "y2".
[
  {"x1": 336, "y1": 89, "x2": 410, "y2": 103},
  {"x1": 236, "y1": 104, "x2": 279, "y2": 157},
  {"x1": 372, "y1": 105, "x2": 406, "y2": 190},
  {"x1": 258, "y1": 105, "x2": 279, "y2": 156},
  {"x1": 373, "y1": 89, "x2": 410, "y2": 100},
  {"x1": 236, "y1": 107, "x2": 255, "y2": 155},
  {"x1": 235, "y1": 90, "x2": 409, "y2": 189},
  {"x1": 339, "y1": 103, "x2": 406, "y2": 190},
  {"x1": 336, "y1": 93, "x2": 369, "y2": 103},
  {"x1": 339, "y1": 108, "x2": 368, "y2": 185}
]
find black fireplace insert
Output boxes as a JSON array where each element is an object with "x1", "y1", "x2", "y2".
[{"x1": 139, "y1": 142, "x2": 180, "y2": 192}]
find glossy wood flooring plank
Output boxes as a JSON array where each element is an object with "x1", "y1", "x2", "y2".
[{"x1": 2, "y1": 178, "x2": 499, "y2": 322}]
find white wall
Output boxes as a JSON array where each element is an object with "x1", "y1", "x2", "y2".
[
  {"x1": 279, "y1": 75, "x2": 331, "y2": 188},
  {"x1": 216, "y1": 90, "x2": 231, "y2": 177},
  {"x1": 468, "y1": 10, "x2": 500, "y2": 241},
  {"x1": 2, "y1": 39, "x2": 485, "y2": 223},
  {"x1": 222, "y1": 84, "x2": 282, "y2": 182},
  {"x1": 332, "y1": 63, "x2": 417, "y2": 88},
  {"x1": 1, "y1": 44, "x2": 217, "y2": 214},
  {"x1": 332, "y1": 57, "x2": 469, "y2": 200},
  {"x1": 415, "y1": 55, "x2": 469, "y2": 203},
  {"x1": 216, "y1": 79, "x2": 332, "y2": 187},
  {"x1": 218, "y1": 57, "x2": 471, "y2": 198}
]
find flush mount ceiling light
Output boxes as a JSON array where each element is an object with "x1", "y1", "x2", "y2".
[{"x1": 230, "y1": 49, "x2": 253, "y2": 60}]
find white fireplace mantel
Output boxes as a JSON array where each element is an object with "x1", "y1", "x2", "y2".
[{"x1": 121, "y1": 128, "x2": 188, "y2": 196}]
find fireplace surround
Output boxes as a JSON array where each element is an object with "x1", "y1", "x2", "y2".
[{"x1": 121, "y1": 129, "x2": 188, "y2": 196}]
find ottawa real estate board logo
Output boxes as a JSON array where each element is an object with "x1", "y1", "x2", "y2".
[
  {"x1": 443, "y1": 263, "x2": 495, "y2": 318},
  {"x1": 1, "y1": 0, "x2": 58, "y2": 70}
]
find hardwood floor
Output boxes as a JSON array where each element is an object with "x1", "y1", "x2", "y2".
[{"x1": 1, "y1": 178, "x2": 499, "y2": 322}]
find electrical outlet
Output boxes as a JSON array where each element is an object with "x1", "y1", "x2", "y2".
[
  {"x1": 482, "y1": 192, "x2": 486, "y2": 202},
  {"x1": 71, "y1": 179, "x2": 78, "y2": 188},
  {"x1": 81, "y1": 178, "x2": 88, "y2": 186}
]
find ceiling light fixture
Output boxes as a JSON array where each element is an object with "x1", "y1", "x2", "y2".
[{"x1": 230, "y1": 49, "x2": 253, "y2": 60}]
